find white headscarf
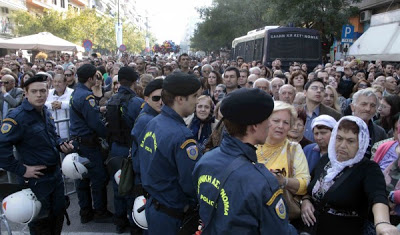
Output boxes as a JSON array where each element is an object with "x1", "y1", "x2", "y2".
[{"x1": 324, "y1": 116, "x2": 369, "y2": 183}]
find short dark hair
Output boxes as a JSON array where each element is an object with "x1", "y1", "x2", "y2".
[
  {"x1": 224, "y1": 66, "x2": 240, "y2": 78},
  {"x1": 304, "y1": 78, "x2": 325, "y2": 91},
  {"x1": 236, "y1": 56, "x2": 244, "y2": 61},
  {"x1": 313, "y1": 125, "x2": 333, "y2": 131},
  {"x1": 223, "y1": 119, "x2": 247, "y2": 138},
  {"x1": 296, "y1": 107, "x2": 307, "y2": 125},
  {"x1": 161, "y1": 89, "x2": 176, "y2": 107},
  {"x1": 289, "y1": 70, "x2": 307, "y2": 87},
  {"x1": 337, "y1": 119, "x2": 359, "y2": 135},
  {"x1": 239, "y1": 68, "x2": 249, "y2": 77},
  {"x1": 178, "y1": 53, "x2": 189, "y2": 62}
]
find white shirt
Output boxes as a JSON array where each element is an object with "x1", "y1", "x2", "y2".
[{"x1": 45, "y1": 87, "x2": 74, "y2": 139}]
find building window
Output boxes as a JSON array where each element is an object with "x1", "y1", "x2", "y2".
[
  {"x1": 61, "y1": 0, "x2": 65, "y2": 8},
  {"x1": 1, "y1": 7, "x2": 9, "y2": 14},
  {"x1": 53, "y1": 0, "x2": 57, "y2": 5}
]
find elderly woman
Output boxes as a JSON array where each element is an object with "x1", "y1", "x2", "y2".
[
  {"x1": 257, "y1": 101, "x2": 311, "y2": 218},
  {"x1": 303, "y1": 115, "x2": 337, "y2": 172},
  {"x1": 300, "y1": 116, "x2": 398, "y2": 234},
  {"x1": 185, "y1": 95, "x2": 218, "y2": 152}
]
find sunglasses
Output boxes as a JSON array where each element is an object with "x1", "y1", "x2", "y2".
[
  {"x1": 0, "y1": 81, "x2": 9, "y2": 84},
  {"x1": 274, "y1": 168, "x2": 287, "y2": 177},
  {"x1": 248, "y1": 81, "x2": 254, "y2": 85},
  {"x1": 64, "y1": 73, "x2": 73, "y2": 77},
  {"x1": 151, "y1": 96, "x2": 161, "y2": 102}
]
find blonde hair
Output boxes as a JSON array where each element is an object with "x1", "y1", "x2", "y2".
[
  {"x1": 325, "y1": 85, "x2": 341, "y2": 112},
  {"x1": 272, "y1": 101, "x2": 297, "y2": 127}
]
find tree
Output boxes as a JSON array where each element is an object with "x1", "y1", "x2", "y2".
[
  {"x1": 265, "y1": 0, "x2": 360, "y2": 53},
  {"x1": 123, "y1": 24, "x2": 145, "y2": 54},
  {"x1": 191, "y1": 0, "x2": 273, "y2": 52}
]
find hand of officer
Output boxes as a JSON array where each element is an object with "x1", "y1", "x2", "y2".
[
  {"x1": 23, "y1": 164, "x2": 46, "y2": 178},
  {"x1": 60, "y1": 140, "x2": 74, "y2": 154},
  {"x1": 0, "y1": 84, "x2": 5, "y2": 94}
]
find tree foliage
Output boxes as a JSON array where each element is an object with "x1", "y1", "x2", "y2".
[
  {"x1": 191, "y1": 0, "x2": 360, "y2": 52},
  {"x1": 10, "y1": 9, "x2": 147, "y2": 53}
]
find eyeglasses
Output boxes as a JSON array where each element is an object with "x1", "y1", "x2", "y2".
[
  {"x1": 309, "y1": 86, "x2": 325, "y2": 92},
  {"x1": 64, "y1": 73, "x2": 73, "y2": 77},
  {"x1": 0, "y1": 81, "x2": 9, "y2": 84},
  {"x1": 358, "y1": 84, "x2": 368, "y2": 88},
  {"x1": 248, "y1": 81, "x2": 254, "y2": 85},
  {"x1": 151, "y1": 96, "x2": 161, "y2": 102}
]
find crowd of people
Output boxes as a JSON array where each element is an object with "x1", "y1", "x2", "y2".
[{"x1": 0, "y1": 50, "x2": 400, "y2": 235}]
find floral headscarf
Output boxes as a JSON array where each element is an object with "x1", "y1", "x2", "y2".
[{"x1": 324, "y1": 116, "x2": 370, "y2": 183}]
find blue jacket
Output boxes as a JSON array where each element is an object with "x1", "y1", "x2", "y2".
[
  {"x1": 69, "y1": 83, "x2": 106, "y2": 138},
  {"x1": 138, "y1": 105, "x2": 201, "y2": 209},
  {"x1": 303, "y1": 143, "x2": 322, "y2": 173},
  {"x1": 131, "y1": 103, "x2": 159, "y2": 184},
  {"x1": 109, "y1": 86, "x2": 144, "y2": 156},
  {"x1": 0, "y1": 99, "x2": 62, "y2": 176},
  {"x1": 192, "y1": 134, "x2": 296, "y2": 235}
]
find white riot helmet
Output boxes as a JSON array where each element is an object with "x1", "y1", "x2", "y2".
[
  {"x1": 132, "y1": 195, "x2": 148, "y2": 230},
  {"x1": 61, "y1": 153, "x2": 89, "y2": 180},
  {"x1": 2, "y1": 188, "x2": 41, "y2": 224},
  {"x1": 114, "y1": 169, "x2": 121, "y2": 185}
]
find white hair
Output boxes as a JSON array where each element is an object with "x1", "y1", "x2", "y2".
[
  {"x1": 253, "y1": 78, "x2": 269, "y2": 88},
  {"x1": 352, "y1": 88, "x2": 379, "y2": 106},
  {"x1": 249, "y1": 67, "x2": 261, "y2": 74}
]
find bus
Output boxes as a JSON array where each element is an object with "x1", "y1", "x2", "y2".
[{"x1": 232, "y1": 26, "x2": 322, "y2": 69}]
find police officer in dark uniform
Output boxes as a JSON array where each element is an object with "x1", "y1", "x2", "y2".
[
  {"x1": 69, "y1": 64, "x2": 112, "y2": 223},
  {"x1": 137, "y1": 72, "x2": 202, "y2": 234},
  {"x1": 105, "y1": 66, "x2": 143, "y2": 233},
  {"x1": 131, "y1": 79, "x2": 163, "y2": 186},
  {"x1": 192, "y1": 88, "x2": 297, "y2": 234},
  {"x1": 0, "y1": 74, "x2": 74, "y2": 234}
]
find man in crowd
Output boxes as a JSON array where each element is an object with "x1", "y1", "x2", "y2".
[
  {"x1": 384, "y1": 76, "x2": 398, "y2": 96},
  {"x1": 253, "y1": 78, "x2": 270, "y2": 93},
  {"x1": 246, "y1": 74, "x2": 257, "y2": 88},
  {"x1": 45, "y1": 74, "x2": 74, "y2": 140},
  {"x1": 239, "y1": 69, "x2": 249, "y2": 88},
  {"x1": 270, "y1": 77, "x2": 284, "y2": 100},
  {"x1": 303, "y1": 78, "x2": 341, "y2": 142},
  {"x1": 0, "y1": 74, "x2": 74, "y2": 234},
  {"x1": 223, "y1": 67, "x2": 240, "y2": 94},
  {"x1": 45, "y1": 61, "x2": 54, "y2": 72},
  {"x1": 384, "y1": 62, "x2": 394, "y2": 76},
  {"x1": 137, "y1": 72, "x2": 201, "y2": 234},
  {"x1": 69, "y1": 64, "x2": 112, "y2": 223},
  {"x1": 351, "y1": 88, "x2": 387, "y2": 159},
  {"x1": 135, "y1": 57, "x2": 146, "y2": 75},
  {"x1": 178, "y1": 53, "x2": 190, "y2": 74},
  {"x1": 0, "y1": 74, "x2": 23, "y2": 120},
  {"x1": 278, "y1": 84, "x2": 296, "y2": 105},
  {"x1": 249, "y1": 67, "x2": 261, "y2": 78}
]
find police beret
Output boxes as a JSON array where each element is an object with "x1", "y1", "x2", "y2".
[
  {"x1": 221, "y1": 88, "x2": 274, "y2": 125},
  {"x1": 77, "y1": 64, "x2": 97, "y2": 80},
  {"x1": 23, "y1": 74, "x2": 48, "y2": 88},
  {"x1": 144, "y1": 79, "x2": 163, "y2": 96},
  {"x1": 163, "y1": 72, "x2": 201, "y2": 96},
  {"x1": 118, "y1": 66, "x2": 139, "y2": 82}
]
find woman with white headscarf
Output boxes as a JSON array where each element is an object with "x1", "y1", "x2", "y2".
[{"x1": 299, "y1": 116, "x2": 398, "y2": 234}]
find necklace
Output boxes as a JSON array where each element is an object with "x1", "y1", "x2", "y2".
[{"x1": 258, "y1": 140, "x2": 286, "y2": 165}]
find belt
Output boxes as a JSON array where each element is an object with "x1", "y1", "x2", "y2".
[{"x1": 152, "y1": 198, "x2": 188, "y2": 220}]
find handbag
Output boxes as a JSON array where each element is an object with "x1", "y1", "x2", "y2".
[
  {"x1": 282, "y1": 142, "x2": 302, "y2": 220},
  {"x1": 118, "y1": 156, "x2": 135, "y2": 196}
]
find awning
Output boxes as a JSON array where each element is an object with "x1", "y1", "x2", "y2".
[
  {"x1": 0, "y1": 32, "x2": 84, "y2": 52},
  {"x1": 349, "y1": 22, "x2": 400, "y2": 61}
]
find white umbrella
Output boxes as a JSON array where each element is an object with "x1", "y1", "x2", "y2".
[{"x1": 0, "y1": 32, "x2": 84, "y2": 52}]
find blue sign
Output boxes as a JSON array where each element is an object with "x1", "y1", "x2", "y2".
[
  {"x1": 341, "y1": 25, "x2": 354, "y2": 43},
  {"x1": 83, "y1": 39, "x2": 93, "y2": 52}
]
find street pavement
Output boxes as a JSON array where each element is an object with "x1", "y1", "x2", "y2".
[{"x1": 0, "y1": 171, "x2": 132, "y2": 234}]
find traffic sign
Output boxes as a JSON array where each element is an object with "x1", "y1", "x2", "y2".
[
  {"x1": 341, "y1": 25, "x2": 354, "y2": 44},
  {"x1": 83, "y1": 39, "x2": 93, "y2": 52},
  {"x1": 119, "y1": 44, "x2": 127, "y2": 52}
]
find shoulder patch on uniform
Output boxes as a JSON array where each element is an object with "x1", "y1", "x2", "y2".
[
  {"x1": 275, "y1": 198, "x2": 286, "y2": 219},
  {"x1": 88, "y1": 99, "x2": 95, "y2": 107},
  {"x1": 1, "y1": 123, "x2": 12, "y2": 134},
  {"x1": 85, "y1": 95, "x2": 95, "y2": 100},
  {"x1": 180, "y1": 139, "x2": 197, "y2": 149},
  {"x1": 140, "y1": 102, "x2": 145, "y2": 109},
  {"x1": 266, "y1": 188, "x2": 283, "y2": 206},
  {"x1": 2, "y1": 118, "x2": 17, "y2": 125},
  {"x1": 186, "y1": 145, "x2": 199, "y2": 160}
]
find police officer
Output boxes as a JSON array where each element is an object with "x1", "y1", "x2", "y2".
[
  {"x1": 106, "y1": 66, "x2": 143, "y2": 233},
  {"x1": 137, "y1": 72, "x2": 202, "y2": 234},
  {"x1": 192, "y1": 88, "x2": 297, "y2": 234},
  {"x1": 0, "y1": 74, "x2": 74, "y2": 234},
  {"x1": 131, "y1": 78, "x2": 163, "y2": 187},
  {"x1": 69, "y1": 64, "x2": 112, "y2": 223}
]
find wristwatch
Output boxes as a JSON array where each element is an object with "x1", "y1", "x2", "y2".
[{"x1": 300, "y1": 197, "x2": 311, "y2": 206}]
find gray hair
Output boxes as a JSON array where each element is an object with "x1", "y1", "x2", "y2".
[
  {"x1": 278, "y1": 84, "x2": 296, "y2": 94},
  {"x1": 216, "y1": 84, "x2": 226, "y2": 90},
  {"x1": 249, "y1": 67, "x2": 261, "y2": 74},
  {"x1": 253, "y1": 78, "x2": 269, "y2": 88},
  {"x1": 201, "y1": 64, "x2": 212, "y2": 72},
  {"x1": 352, "y1": 88, "x2": 379, "y2": 105},
  {"x1": 269, "y1": 77, "x2": 284, "y2": 90}
]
